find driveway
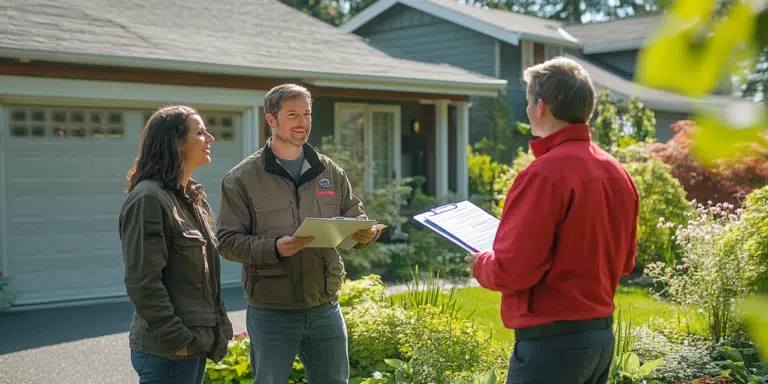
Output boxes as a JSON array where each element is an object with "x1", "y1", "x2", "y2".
[{"x1": 0, "y1": 287, "x2": 249, "y2": 384}]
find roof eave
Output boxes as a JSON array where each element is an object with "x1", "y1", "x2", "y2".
[
  {"x1": 341, "y1": 0, "x2": 522, "y2": 46},
  {"x1": 0, "y1": 47, "x2": 506, "y2": 96},
  {"x1": 582, "y1": 39, "x2": 645, "y2": 54}
]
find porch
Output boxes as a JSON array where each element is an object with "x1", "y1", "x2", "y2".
[{"x1": 258, "y1": 96, "x2": 471, "y2": 200}]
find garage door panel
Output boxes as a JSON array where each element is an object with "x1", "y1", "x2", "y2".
[{"x1": 3, "y1": 106, "x2": 246, "y2": 304}]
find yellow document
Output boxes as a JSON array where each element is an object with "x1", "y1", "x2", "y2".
[{"x1": 293, "y1": 217, "x2": 383, "y2": 249}]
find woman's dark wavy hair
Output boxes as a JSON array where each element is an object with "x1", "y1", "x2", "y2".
[{"x1": 125, "y1": 105, "x2": 199, "y2": 196}]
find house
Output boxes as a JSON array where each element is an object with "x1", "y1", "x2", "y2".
[
  {"x1": 0, "y1": 0, "x2": 506, "y2": 306},
  {"x1": 341, "y1": 0, "x2": 734, "y2": 143}
]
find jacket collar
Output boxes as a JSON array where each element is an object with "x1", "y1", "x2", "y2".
[
  {"x1": 263, "y1": 137, "x2": 327, "y2": 187},
  {"x1": 529, "y1": 123, "x2": 591, "y2": 158}
]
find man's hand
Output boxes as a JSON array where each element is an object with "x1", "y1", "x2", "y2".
[
  {"x1": 352, "y1": 226, "x2": 378, "y2": 244},
  {"x1": 277, "y1": 236, "x2": 315, "y2": 257},
  {"x1": 176, "y1": 345, "x2": 189, "y2": 357},
  {"x1": 466, "y1": 253, "x2": 481, "y2": 276}
]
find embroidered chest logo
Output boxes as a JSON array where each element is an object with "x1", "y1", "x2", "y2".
[{"x1": 317, "y1": 178, "x2": 335, "y2": 196}]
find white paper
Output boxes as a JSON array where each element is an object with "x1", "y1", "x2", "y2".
[
  {"x1": 293, "y1": 217, "x2": 377, "y2": 248},
  {"x1": 414, "y1": 200, "x2": 499, "y2": 253}
]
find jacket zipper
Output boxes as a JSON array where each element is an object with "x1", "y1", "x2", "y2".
[{"x1": 190, "y1": 203, "x2": 213, "y2": 303}]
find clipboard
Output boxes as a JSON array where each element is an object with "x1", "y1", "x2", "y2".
[
  {"x1": 413, "y1": 201, "x2": 499, "y2": 253},
  {"x1": 293, "y1": 217, "x2": 380, "y2": 249}
]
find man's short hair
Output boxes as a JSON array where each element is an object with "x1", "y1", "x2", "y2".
[
  {"x1": 523, "y1": 57, "x2": 596, "y2": 124},
  {"x1": 264, "y1": 83, "x2": 312, "y2": 118}
]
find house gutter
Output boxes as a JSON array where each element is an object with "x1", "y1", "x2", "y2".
[{"x1": 0, "y1": 47, "x2": 507, "y2": 96}]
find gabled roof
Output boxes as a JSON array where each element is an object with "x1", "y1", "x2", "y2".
[
  {"x1": 562, "y1": 15, "x2": 663, "y2": 54},
  {"x1": 342, "y1": 0, "x2": 664, "y2": 53},
  {"x1": 0, "y1": 0, "x2": 506, "y2": 96},
  {"x1": 569, "y1": 54, "x2": 735, "y2": 114},
  {"x1": 341, "y1": 0, "x2": 581, "y2": 47}
]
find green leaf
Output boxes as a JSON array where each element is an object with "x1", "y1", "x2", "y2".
[
  {"x1": 626, "y1": 352, "x2": 641, "y2": 373},
  {"x1": 639, "y1": 358, "x2": 663, "y2": 374},
  {"x1": 741, "y1": 296, "x2": 768, "y2": 355},
  {"x1": 233, "y1": 362, "x2": 250, "y2": 376},
  {"x1": 719, "y1": 346, "x2": 745, "y2": 362},
  {"x1": 688, "y1": 111, "x2": 768, "y2": 166},
  {"x1": 383, "y1": 358, "x2": 406, "y2": 370}
]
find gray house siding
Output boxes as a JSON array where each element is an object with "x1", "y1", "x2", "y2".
[
  {"x1": 356, "y1": 4, "x2": 498, "y2": 144},
  {"x1": 653, "y1": 110, "x2": 688, "y2": 143},
  {"x1": 357, "y1": 4, "x2": 497, "y2": 77}
]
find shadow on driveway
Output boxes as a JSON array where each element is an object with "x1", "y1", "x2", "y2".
[{"x1": 0, "y1": 286, "x2": 247, "y2": 355}]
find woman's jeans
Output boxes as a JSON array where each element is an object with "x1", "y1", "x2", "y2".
[{"x1": 130, "y1": 349, "x2": 206, "y2": 384}]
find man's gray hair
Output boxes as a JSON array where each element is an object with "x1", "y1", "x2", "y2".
[
  {"x1": 523, "y1": 57, "x2": 596, "y2": 124},
  {"x1": 264, "y1": 83, "x2": 312, "y2": 118}
]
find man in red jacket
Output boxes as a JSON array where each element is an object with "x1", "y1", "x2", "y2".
[{"x1": 467, "y1": 57, "x2": 639, "y2": 384}]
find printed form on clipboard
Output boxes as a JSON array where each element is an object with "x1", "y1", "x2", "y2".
[{"x1": 414, "y1": 200, "x2": 500, "y2": 253}]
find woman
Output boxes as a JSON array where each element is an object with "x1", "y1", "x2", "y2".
[{"x1": 119, "y1": 105, "x2": 233, "y2": 384}]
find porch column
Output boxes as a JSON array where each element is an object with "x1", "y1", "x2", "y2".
[
  {"x1": 456, "y1": 101, "x2": 470, "y2": 200},
  {"x1": 435, "y1": 99, "x2": 450, "y2": 198}
]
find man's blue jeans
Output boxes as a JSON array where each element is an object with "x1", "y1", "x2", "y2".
[
  {"x1": 246, "y1": 300, "x2": 349, "y2": 384},
  {"x1": 130, "y1": 349, "x2": 206, "y2": 384}
]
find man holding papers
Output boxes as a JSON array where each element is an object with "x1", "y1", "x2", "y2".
[
  {"x1": 467, "y1": 57, "x2": 639, "y2": 384},
  {"x1": 216, "y1": 84, "x2": 379, "y2": 384}
]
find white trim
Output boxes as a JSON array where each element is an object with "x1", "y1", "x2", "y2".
[
  {"x1": 494, "y1": 40, "x2": 501, "y2": 79},
  {"x1": 455, "y1": 101, "x2": 470, "y2": 200},
  {"x1": 341, "y1": 0, "x2": 521, "y2": 46},
  {"x1": 582, "y1": 39, "x2": 645, "y2": 54},
  {"x1": 309, "y1": 78, "x2": 505, "y2": 97},
  {"x1": 243, "y1": 105, "x2": 262, "y2": 155},
  {"x1": 0, "y1": 47, "x2": 506, "y2": 95},
  {"x1": 0, "y1": 103, "x2": 6, "y2": 276},
  {"x1": 435, "y1": 100, "x2": 450, "y2": 198},
  {"x1": 0, "y1": 75, "x2": 265, "y2": 109}
]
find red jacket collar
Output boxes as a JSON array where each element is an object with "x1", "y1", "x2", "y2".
[{"x1": 530, "y1": 124, "x2": 591, "y2": 158}]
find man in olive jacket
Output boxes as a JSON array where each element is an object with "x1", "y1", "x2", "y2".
[{"x1": 216, "y1": 83, "x2": 380, "y2": 384}]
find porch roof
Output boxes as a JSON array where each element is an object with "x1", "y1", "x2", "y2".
[{"x1": 0, "y1": 0, "x2": 506, "y2": 97}]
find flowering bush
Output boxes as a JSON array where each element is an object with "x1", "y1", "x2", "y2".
[
  {"x1": 646, "y1": 120, "x2": 768, "y2": 207},
  {"x1": 631, "y1": 326, "x2": 715, "y2": 382},
  {"x1": 645, "y1": 201, "x2": 760, "y2": 343}
]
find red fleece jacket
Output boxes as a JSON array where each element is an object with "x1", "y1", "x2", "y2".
[{"x1": 473, "y1": 124, "x2": 639, "y2": 330}]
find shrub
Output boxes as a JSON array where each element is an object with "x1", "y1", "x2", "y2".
[
  {"x1": 646, "y1": 202, "x2": 761, "y2": 343},
  {"x1": 345, "y1": 301, "x2": 409, "y2": 377},
  {"x1": 468, "y1": 145, "x2": 510, "y2": 213},
  {"x1": 726, "y1": 186, "x2": 768, "y2": 293},
  {"x1": 398, "y1": 306, "x2": 510, "y2": 384},
  {"x1": 0, "y1": 271, "x2": 15, "y2": 312},
  {"x1": 492, "y1": 148, "x2": 535, "y2": 217},
  {"x1": 646, "y1": 120, "x2": 768, "y2": 207},
  {"x1": 339, "y1": 274, "x2": 388, "y2": 307},
  {"x1": 624, "y1": 159, "x2": 692, "y2": 268}
]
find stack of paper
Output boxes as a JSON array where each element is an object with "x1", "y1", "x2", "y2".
[{"x1": 414, "y1": 200, "x2": 500, "y2": 253}]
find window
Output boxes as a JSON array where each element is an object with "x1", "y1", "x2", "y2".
[
  {"x1": 8, "y1": 107, "x2": 124, "y2": 139},
  {"x1": 334, "y1": 103, "x2": 401, "y2": 192},
  {"x1": 521, "y1": 41, "x2": 565, "y2": 75},
  {"x1": 141, "y1": 111, "x2": 238, "y2": 142}
]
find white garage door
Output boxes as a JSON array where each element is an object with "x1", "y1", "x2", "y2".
[{"x1": 2, "y1": 105, "x2": 245, "y2": 305}]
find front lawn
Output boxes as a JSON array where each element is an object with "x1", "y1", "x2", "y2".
[{"x1": 395, "y1": 284, "x2": 709, "y2": 346}]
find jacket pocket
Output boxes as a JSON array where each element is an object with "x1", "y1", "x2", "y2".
[
  {"x1": 316, "y1": 196, "x2": 341, "y2": 218},
  {"x1": 322, "y1": 250, "x2": 345, "y2": 296},
  {"x1": 180, "y1": 313, "x2": 217, "y2": 356},
  {"x1": 171, "y1": 231, "x2": 208, "y2": 285},
  {"x1": 254, "y1": 203, "x2": 295, "y2": 234},
  {"x1": 250, "y1": 266, "x2": 295, "y2": 304}
]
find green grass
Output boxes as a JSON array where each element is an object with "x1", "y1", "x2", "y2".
[{"x1": 394, "y1": 285, "x2": 708, "y2": 346}]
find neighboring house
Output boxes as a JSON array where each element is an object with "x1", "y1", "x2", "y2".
[
  {"x1": 341, "y1": 0, "x2": 733, "y2": 143},
  {"x1": 0, "y1": 0, "x2": 506, "y2": 306}
]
